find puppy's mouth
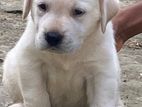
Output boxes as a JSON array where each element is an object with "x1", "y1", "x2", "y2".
[
  {"x1": 39, "y1": 45, "x2": 70, "y2": 54},
  {"x1": 35, "y1": 35, "x2": 79, "y2": 54},
  {"x1": 46, "y1": 46, "x2": 65, "y2": 54}
]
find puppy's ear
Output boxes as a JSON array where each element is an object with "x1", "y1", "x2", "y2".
[
  {"x1": 99, "y1": 0, "x2": 119, "y2": 32},
  {"x1": 22, "y1": 0, "x2": 33, "y2": 19}
]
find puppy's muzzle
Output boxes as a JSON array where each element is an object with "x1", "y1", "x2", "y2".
[{"x1": 44, "y1": 32, "x2": 63, "y2": 47}]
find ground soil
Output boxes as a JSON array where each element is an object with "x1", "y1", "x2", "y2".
[{"x1": 0, "y1": 0, "x2": 142, "y2": 107}]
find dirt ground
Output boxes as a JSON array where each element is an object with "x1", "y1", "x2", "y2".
[{"x1": 0, "y1": 0, "x2": 142, "y2": 107}]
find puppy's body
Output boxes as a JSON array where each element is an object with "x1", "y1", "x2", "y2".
[{"x1": 3, "y1": 0, "x2": 122, "y2": 107}]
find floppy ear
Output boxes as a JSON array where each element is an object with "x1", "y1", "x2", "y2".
[
  {"x1": 99, "y1": 0, "x2": 119, "y2": 33},
  {"x1": 22, "y1": 0, "x2": 33, "y2": 19}
]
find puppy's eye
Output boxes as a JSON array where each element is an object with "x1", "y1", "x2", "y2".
[
  {"x1": 72, "y1": 8, "x2": 86, "y2": 17},
  {"x1": 38, "y1": 3, "x2": 48, "y2": 12}
]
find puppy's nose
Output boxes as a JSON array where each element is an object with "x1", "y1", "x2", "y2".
[{"x1": 44, "y1": 32, "x2": 63, "y2": 47}]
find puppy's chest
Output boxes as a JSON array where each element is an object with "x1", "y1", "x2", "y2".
[{"x1": 42, "y1": 63, "x2": 88, "y2": 107}]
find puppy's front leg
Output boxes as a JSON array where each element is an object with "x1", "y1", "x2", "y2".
[
  {"x1": 18, "y1": 58, "x2": 50, "y2": 107},
  {"x1": 87, "y1": 63, "x2": 119, "y2": 107}
]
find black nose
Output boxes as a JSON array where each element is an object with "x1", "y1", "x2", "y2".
[{"x1": 44, "y1": 32, "x2": 63, "y2": 47}]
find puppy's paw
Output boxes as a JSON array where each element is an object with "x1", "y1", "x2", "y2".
[{"x1": 9, "y1": 103, "x2": 24, "y2": 107}]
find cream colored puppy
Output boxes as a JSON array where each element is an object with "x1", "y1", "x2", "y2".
[{"x1": 3, "y1": 0, "x2": 122, "y2": 107}]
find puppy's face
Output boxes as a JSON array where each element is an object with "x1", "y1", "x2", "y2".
[{"x1": 32, "y1": 0, "x2": 100, "y2": 53}]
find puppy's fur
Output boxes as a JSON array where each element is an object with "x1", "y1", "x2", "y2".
[{"x1": 3, "y1": 0, "x2": 122, "y2": 107}]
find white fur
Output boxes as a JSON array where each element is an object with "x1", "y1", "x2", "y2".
[{"x1": 3, "y1": 0, "x2": 122, "y2": 107}]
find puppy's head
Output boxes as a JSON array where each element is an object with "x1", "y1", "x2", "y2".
[{"x1": 23, "y1": 0, "x2": 119, "y2": 54}]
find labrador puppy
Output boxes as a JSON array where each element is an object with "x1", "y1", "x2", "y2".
[{"x1": 3, "y1": 0, "x2": 122, "y2": 107}]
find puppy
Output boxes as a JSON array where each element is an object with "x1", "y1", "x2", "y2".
[{"x1": 3, "y1": 0, "x2": 122, "y2": 107}]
